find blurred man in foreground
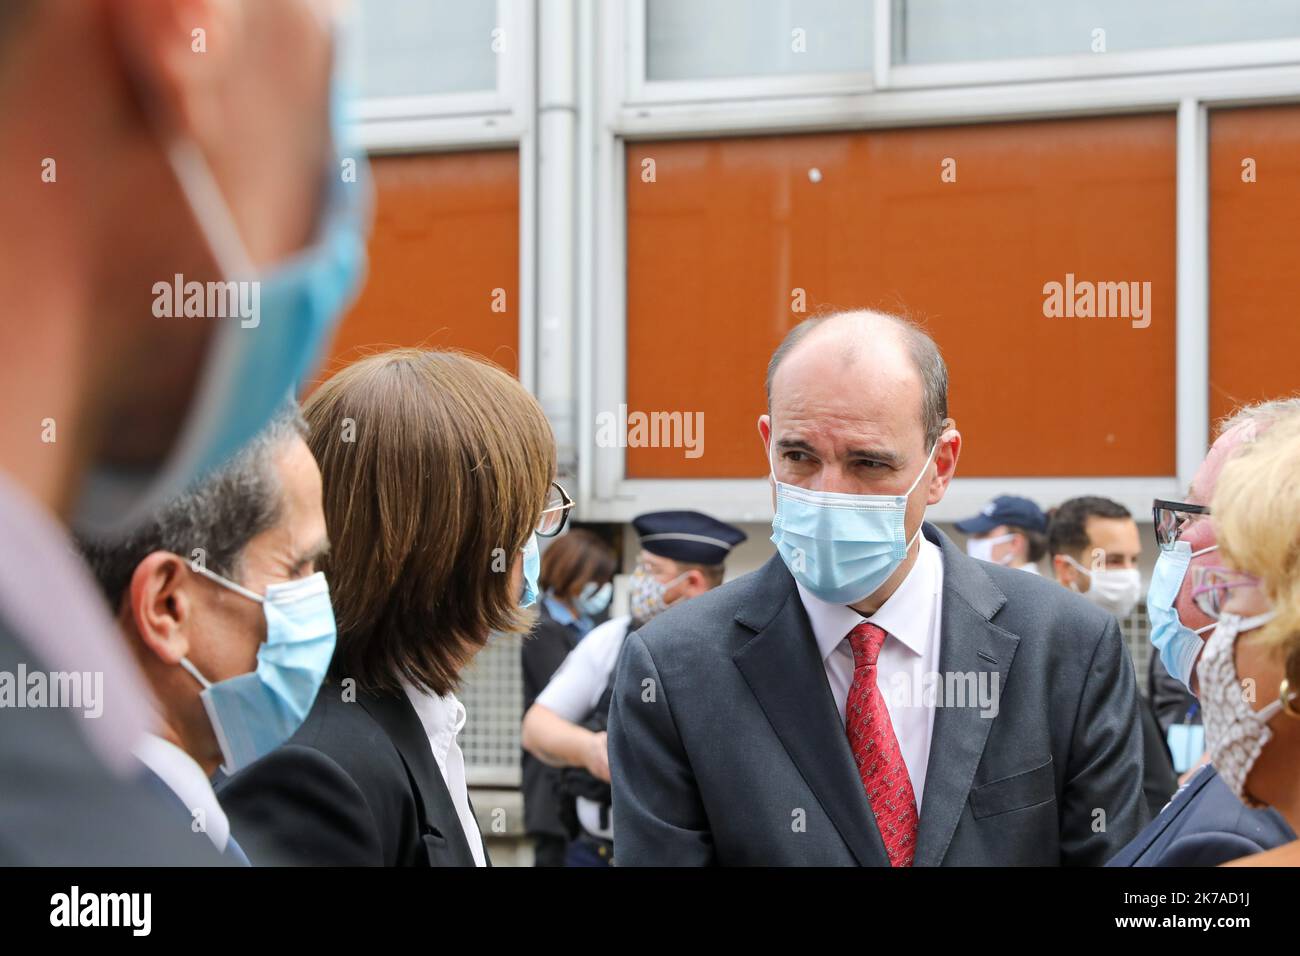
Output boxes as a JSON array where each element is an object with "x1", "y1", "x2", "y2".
[{"x1": 0, "y1": 0, "x2": 366, "y2": 863}]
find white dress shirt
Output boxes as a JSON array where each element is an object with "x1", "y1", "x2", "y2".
[
  {"x1": 133, "y1": 733, "x2": 230, "y2": 853},
  {"x1": 796, "y1": 538, "x2": 944, "y2": 810},
  {"x1": 402, "y1": 680, "x2": 487, "y2": 866}
]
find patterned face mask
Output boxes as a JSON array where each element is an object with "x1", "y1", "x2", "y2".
[
  {"x1": 629, "y1": 567, "x2": 688, "y2": 626},
  {"x1": 1197, "y1": 608, "x2": 1290, "y2": 806}
]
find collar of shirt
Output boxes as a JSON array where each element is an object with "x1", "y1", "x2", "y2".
[
  {"x1": 542, "y1": 592, "x2": 593, "y2": 634},
  {"x1": 540, "y1": 590, "x2": 595, "y2": 634},
  {"x1": 133, "y1": 732, "x2": 229, "y2": 852},
  {"x1": 0, "y1": 468, "x2": 154, "y2": 776},
  {"x1": 543, "y1": 593, "x2": 576, "y2": 626},
  {"x1": 797, "y1": 538, "x2": 941, "y2": 663},
  {"x1": 401, "y1": 679, "x2": 467, "y2": 771}
]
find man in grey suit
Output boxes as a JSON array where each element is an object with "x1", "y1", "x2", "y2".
[{"x1": 608, "y1": 310, "x2": 1147, "y2": 865}]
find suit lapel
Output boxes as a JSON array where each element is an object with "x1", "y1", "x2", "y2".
[
  {"x1": 733, "y1": 556, "x2": 890, "y2": 866},
  {"x1": 358, "y1": 689, "x2": 477, "y2": 865},
  {"x1": 913, "y1": 526, "x2": 1019, "y2": 866}
]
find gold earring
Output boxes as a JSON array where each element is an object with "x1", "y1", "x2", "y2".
[{"x1": 1280, "y1": 679, "x2": 1300, "y2": 719}]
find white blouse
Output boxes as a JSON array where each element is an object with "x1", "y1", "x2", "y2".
[{"x1": 401, "y1": 680, "x2": 487, "y2": 866}]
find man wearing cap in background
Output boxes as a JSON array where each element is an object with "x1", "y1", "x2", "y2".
[
  {"x1": 956, "y1": 495, "x2": 1049, "y2": 575},
  {"x1": 521, "y1": 510, "x2": 746, "y2": 866}
]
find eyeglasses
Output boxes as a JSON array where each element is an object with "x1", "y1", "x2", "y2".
[
  {"x1": 536, "y1": 481, "x2": 574, "y2": 538},
  {"x1": 1152, "y1": 498, "x2": 1211, "y2": 551},
  {"x1": 1189, "y1": 565, "x2": 1260, "y2": 620}
]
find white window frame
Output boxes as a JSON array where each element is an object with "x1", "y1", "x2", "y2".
[
  {"x1": 352, "y1": 0, "x2": 532, "y2": 153},
  {"x1": 624, "y1": 0, "x2": 876, "y2": 105},
  {"x1": 579, "y1": 0, "x2": 1300, "y2": 525},
  {"x1": 348, "y1": 0, "x2": 538, "y2": 397}
]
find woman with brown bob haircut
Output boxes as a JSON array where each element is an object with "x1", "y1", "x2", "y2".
[{"x1": 220, "y1": 348, "x2": 562, "y2": 866}]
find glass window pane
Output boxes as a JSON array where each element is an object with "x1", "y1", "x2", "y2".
[
  {"x1": 647, "y1": 0, "x2": 872, "y2": 82},
  {"x1": 351, "y1": 0, "x2": 499, "y2": 98},
  {"x1": 894, "y1": 0, "x2": 1300, "y2": 65}
]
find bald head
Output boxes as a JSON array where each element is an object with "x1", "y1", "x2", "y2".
[{"x1": 766, "y1": 311, "x2": 949, "y2": 448}]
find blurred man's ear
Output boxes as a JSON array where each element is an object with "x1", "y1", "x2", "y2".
[
  {"x1": 682, "y1": 569, "x2": 711, "y2": 597},
  {"x1": 110, "y1": 0, "x2": 232, "y2": 142},
  {"x1": 126, "y1": 551, "x2": 192, "y2": 665},
  {"x1": 1051, "y1": 554, "x2": 1071, "y2": 587}
]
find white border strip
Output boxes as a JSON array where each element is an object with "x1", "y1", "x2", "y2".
[{"x1": 1175, "y1": 97, "x2": 1210, "y2": 490}]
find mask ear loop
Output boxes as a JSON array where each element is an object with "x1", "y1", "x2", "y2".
[
  {"x1": 903, "y1": 442, "x2": 941, "y2": 499},
  {"x1": 661, "y1": 571, "x2": 692, "y2": 608},
  {"x1": 900, "y1": 442, "x2": 941, "y2": 552},
  {"x1": 180, "y1": 567, "x2": 265, "y2": 690},
  {"x1": 191, "y1": 564, "x2": 266, "y2": 604},
  {"x1": 165, "y1": 139, "x2": 257, "y2": 282},
  {"x1": 178, "y1": 656, "x2": 212, "y2": 690},
  {"x1": 1185, "y1": 544, "x2": 1221, "y2": 638}
]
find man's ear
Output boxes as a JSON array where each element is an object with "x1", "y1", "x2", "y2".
[
  {"x1": 1051, "y1": 553, "x2": 1073, "y2": 587},
  {"x1": 683, "y1": 569, "x2": 710, "y2": 598},
  {"x1": 110, "y1": 0, "x2": 232, "y2": 142},
  {"x1": 757, "y1": 414, "x2": 773, "y2": 463},
  {"x1": 927, "y1": 423, "x2": 961, "y2": 505},
  {"x1": 126, "y1": 552, "x2": 193, "y2": 666}
]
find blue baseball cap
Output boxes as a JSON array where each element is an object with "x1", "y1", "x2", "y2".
[{"x1": 954, "y1": 495, "x2": 1047, "y2": 535}]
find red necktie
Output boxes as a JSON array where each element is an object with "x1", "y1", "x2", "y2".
[{"x1": 845, "y1": 621, "x2": 919, "y2": 867}]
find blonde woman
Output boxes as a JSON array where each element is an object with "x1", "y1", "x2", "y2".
[{"x1": 1199, "y1": 410, "x2": 1300, "y2": 865}]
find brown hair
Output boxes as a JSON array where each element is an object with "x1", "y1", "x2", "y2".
[
  {"x1": 539, "y1": 529, "x2": 616, "y2": 601},
  {"x1": 304, "y1": 348, "x2": 555, "y2": 696}
]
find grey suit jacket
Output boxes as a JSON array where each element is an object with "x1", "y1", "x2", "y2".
[
  {"x1": 608, "y1": 523, "x2": 1149, "y2": 865},
  {"x1": 0, "y1": 615, "x2": 222, "y2": 865}
]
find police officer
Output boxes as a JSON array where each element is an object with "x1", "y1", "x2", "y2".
[{"x1": 520, "y1": 510, "x2": 746, "y2": 866}]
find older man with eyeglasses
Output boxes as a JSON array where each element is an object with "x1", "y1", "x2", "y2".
[{"x1": 1109, "y1": 398, "x2": 1300, "y2": 867}]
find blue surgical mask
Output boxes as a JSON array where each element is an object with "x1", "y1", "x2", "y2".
[
  {"x1": 521, "y1": 534, "x2": 541, "y2": 608},
  {"x1": 182, "y1": 569, "x2": 337, "y2": 774},
  {"x1": 769, "y1": 441, "x2": 938, "y2": 605},
  {"x1": 75, "y1": 35, "x2": 370, "y2": 537},
  {"x1": 577, "y1": 581, "x2": 613, "y2": 617},
  {"x1": 1147, "y1": 540, "x2": 1217, "y2": 691}
]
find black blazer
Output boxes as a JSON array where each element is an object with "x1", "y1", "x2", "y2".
[
  {"x1": 521, "y1": 601, "x2": 583, "y2": 838},
  {"x1": 218, "y1": 682, "x2": 488, "y2": 866}
]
